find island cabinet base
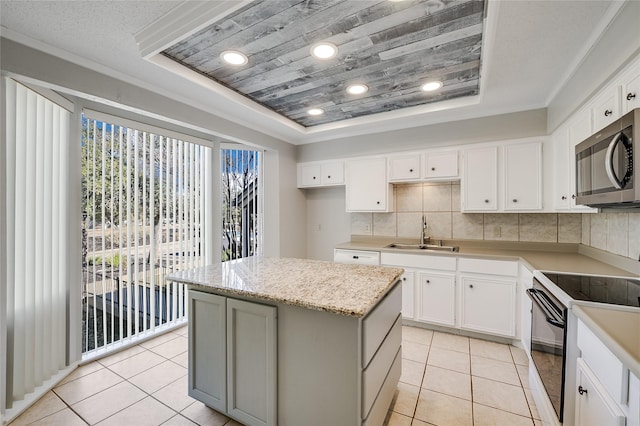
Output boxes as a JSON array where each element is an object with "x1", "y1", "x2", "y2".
[{"x1": 188, "y1": 281, "x2": 402, "y2": 426}]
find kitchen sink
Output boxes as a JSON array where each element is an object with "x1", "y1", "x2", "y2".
[{"x1": 385, "y1": 243, "x2": 459, "y2": 252}]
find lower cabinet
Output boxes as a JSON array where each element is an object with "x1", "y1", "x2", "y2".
[
  {"x1": 417, "y1": 271, "x2": 456, "y2": 327},
  {"x1": 575, "y1": 358, "x2": 625, "y2": 426},
  {"x1": 399, "y1": 270, "x2": 416, "y2": 319},
  {"x1": 459, "y1": 274, "x2": 517, "y2": 337},
  {"x1": 188, "y1": 290, "x2": 277, "y2": 426}
]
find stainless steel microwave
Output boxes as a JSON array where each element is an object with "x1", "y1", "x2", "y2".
[{"x1": 575, "y1": 108, "x2": 638, "y2": 207}]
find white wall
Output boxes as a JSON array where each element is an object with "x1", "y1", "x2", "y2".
[{"x1": 0, "y1": 37, "x2": 307, "y2": 259}]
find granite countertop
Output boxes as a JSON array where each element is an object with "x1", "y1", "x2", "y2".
[
  {"x1": 572, "y1": 303, "x2": 640, "y2": 379},
  {"x1": 336, "y1": 237, "x2": 638, "y2": 277},
  {"x1": 166, "y1": 256, "x2": 403, "y2": 318}
]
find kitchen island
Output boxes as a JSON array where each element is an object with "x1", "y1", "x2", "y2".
[{"x1": 167, "y1": 256, "x2": 403, "y2": 426}]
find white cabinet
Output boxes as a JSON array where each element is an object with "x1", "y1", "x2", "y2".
[
  {"x1": 458, "y1": 258, "x2": 518, "y2": 338},
  {"x1": 346, "y1": 157, "x2": 393, "y2": 212},
  {"x1": 459, "y1": 274, "x2": 517, "y2": 337},
  {"x1": 504, "y1": 142, "x2": 542, "y2": 211},
  {"x1": 591, "y1": 86, "x2": 622, "y2": 132},
  {"x1": 552, "y1": 109, "x2": 597, "y2": 212},
  {"x1": 388, "y1": 155, "x2": 421, "y2": 182},
  {"x1": 621, "y1": 61, "x2": 640, "y2": 113},
  {"x1": 188, "y1": 290, "x2": 277, "y2": 426},
  {"x1": 461, "y1": 146, "x2": 498, "y2": 211},
  {"x1": 399, "y1": 270, "x2": 416, "y2": 319},
  {"x1": 333, "y1": 249, "x2": 380, "y2": 265},
  {"x1": 297, "y1": 161, "x2": 344, "y2": 188},
  {"x1": 575, "y1": 358, "x2": 626, "y2": 426},
  {"x1": 416, "y1": 271, "x2": 456, "y2": 326},
  {"x1": 423, "y1": 150, "x2": 459, "y2": 179}
]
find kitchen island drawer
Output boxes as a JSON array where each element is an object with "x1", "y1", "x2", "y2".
[
  {"x1": 362, "y1": 348, "x2": 401, "y2": 426},
  {"x1": 362, "y1": 316, "x2": 401, "y2": 418},
  {"x1": 362, "y1": 283, "x2": 401, "y2": 367}
]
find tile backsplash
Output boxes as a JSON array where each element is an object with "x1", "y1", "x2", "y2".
[
  {"x1": 351, "y1": 182, "x2": 582, "y2": 243},
  {"x1": 351, "y1": 182, "x2": 640, "y2": 261}
]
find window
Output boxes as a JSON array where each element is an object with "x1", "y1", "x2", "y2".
[
  {"x1": 221, "y1": 146, "x2": 262, "y2": 261},
  {"x1": 81, "y1": 111, "x2": 210, "y2": 355}
]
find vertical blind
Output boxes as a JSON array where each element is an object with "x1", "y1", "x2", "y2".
[
  {"x1": 81, "y1": 111, "x2": 209, "y2": 357},
  {"x1": 2, "y1": 79, "x2": 71, "y2": 411}
]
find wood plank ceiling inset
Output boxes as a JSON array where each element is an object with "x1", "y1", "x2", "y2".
[{"x1": 162, "y1": 0, "x2": 486, "y2": 127}]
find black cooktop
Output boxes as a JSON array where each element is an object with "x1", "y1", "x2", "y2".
[{"x1": 542, "y1": 272, "x2": 640, "y2": 308}]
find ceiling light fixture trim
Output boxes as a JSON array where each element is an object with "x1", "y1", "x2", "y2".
[
  {"x1": 220, "y1": 50, "x2": 248, "y2": 66},
  {"x1": 346, "y1": 84, "x2": 369, "y2": 95},
  {"x1": 307, "y1": 108, "x2": 325, "y2": 116},
  {"x1": 421, "y1": 80, "x2": 443, "y2": 92},
  {"x1": 310, "y1": 42, "x2": 338, "y2": 60}
]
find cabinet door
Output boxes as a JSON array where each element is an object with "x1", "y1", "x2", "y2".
[
  {"x1": 389, "y1": 155, "x2": 421, "y2": 181},
  {"x1": 552, "y1": 126, "x2": 572, "y2": 210},
  {"x1": 227, "y1": 299, "x2": 277, "y2": 426},
  {"x1": 298, "y1": 163, "x2": 321, "y2": 187},
  {"x1": 461, "y1": 146, "x2": 498, "y2": 211},
  {"x1": 504, "y1": 142, "x2": 542, "y2": 211},
  {"x1": 460, "y1": 275, "x2": 516, "y2": 337},
  {"x1": 622, "y1": 62, "x2": 640, "y2": 113},
  {"x1": 416, "y1": 272, "x2": 455, "y2": 326},
  {"x1": 321, "y1": 161, "x2": 344, "y2": 186},
  {"x1": 188, "y1": 291, "x2": 227, "y2": 412},
  {"x1": 424, "y1": 150, "x2": 458, "y2": 179},
  {"x1": 346, "y1": 158, "x2": 391, "y2": 212},
  {"x1": 591, "y1": 86, "x2": 621, "y2": 132},
  {"x1": 575, "y1": 358, "x2": 626, "y2": 426},
  {"x1": 400, "y1": 270, "x2": 415, "y2": 319}
]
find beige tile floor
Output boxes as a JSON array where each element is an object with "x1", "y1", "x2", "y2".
[{"x1": 8, "y1": 325, "x2": 542, "y2": 426}]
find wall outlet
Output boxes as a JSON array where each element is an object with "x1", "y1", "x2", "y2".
[
  {"x1": 364, "y1": 224, "x2": 371, "y2": 233},
  {"x1": 493, "y1": 226, "x2": 501, "y2": 237},
  {"x1": 316, "y1": 224, "x2": 322, "y2": 231}
]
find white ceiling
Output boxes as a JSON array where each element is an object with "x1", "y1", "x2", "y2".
[{"x1": 0, "y1": 0, "x2": 619, "y2": 145}]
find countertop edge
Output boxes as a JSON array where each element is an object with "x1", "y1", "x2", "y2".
[{"x1": 572, "y1": 303, "x2": 640, "y2": 379}]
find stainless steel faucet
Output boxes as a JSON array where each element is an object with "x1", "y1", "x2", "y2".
[{"x1": 420, "y1": 214, "x2": 429, "y2": 245}]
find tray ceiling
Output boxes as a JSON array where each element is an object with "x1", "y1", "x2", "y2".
[{"x1": 161, "y1": 0, "x2": 486, "y2": 127}]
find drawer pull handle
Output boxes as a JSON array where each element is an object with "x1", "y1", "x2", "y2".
[
  {"x1": 352, "y1": 255, "x2": 359, "y2": 259},
  {"x1": 426, "y1": 280, "x2": 430, "y2": 284},
  {"x1": 578, "y1": 386, "x2": 588, "y2": 396},
  {"x1": 561, "y1": 196, "x2": 567, "y2": 200},
  {"x1": 469, "y1": 284, "x2": 474, "y2": 288},
  {"x1": 431, "y1": 167, "x2": 436, "y2": 171},
  {"x1": 627, "y1": 92, "x2": 636, "y2": 101},
  {"x1": 409, "y1": 168, "x2": 414, "y2": 172},
  {"x1": 512, "y1": 199, "x2": 518, "y2": 203},
  {"x1": 327, "y1": 175, "x2": 331, "y2": 179},
  {"x1": 604, "y1": 109, "x2": 612, "y2": 117},
  {"x1": 484, "y1": 199, "x2": 490, "y2": 203}
]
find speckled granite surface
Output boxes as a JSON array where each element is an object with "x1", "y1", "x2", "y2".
[{"x1": 166, "y1": 256, "x2": 403, "y2": 318}]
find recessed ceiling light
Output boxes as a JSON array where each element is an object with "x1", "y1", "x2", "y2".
[
  {"x1": 307, "y1": 108, "x2": 324, "y2": 116},
  {"x1": 346, "y1": 84, "x2": 369, "y2": 95},
  {"x1": 220, "y1": 50, "x2": 248, "y2": 66},
  {"x1": 421, "y1": 80, "x2": 443, "y2": 92},
  {"x1": 310, "y1": 42, "x2": 337, "y2": 60}
]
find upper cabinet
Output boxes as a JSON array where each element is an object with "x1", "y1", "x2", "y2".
[
  {"x1": 297, "y1": 160, "x2": 344, "y2": 188},
  {"x1": 461, "y1": 146, "x2": 498, "y2": 211},
  {"x1": 621, "y1": 60, "x2": 640, "y2": 114},
  {"x1": 461, "y1": 141, "x2": 543, "y2": 212},
  {"x1": 388, "y1": 149, "x2": 459, "y2": 182},
  {"x1": 591, "y1": 86, "x2": 621, "y2": 132},
  {"x1": 423, "y1": 150, "x2": 459, "y2": 180},
  {"x1": 346, "y1": 157, "x2": 393, "y2": 212},
  {"x1": 552, "y1": 108, "x2": 597, "y2": 212},
  {"x1": 388, "y1": 154, "x2": 421, "y2": 182},
  {"x1": 504, "y1": 142, "x2": 542, "y2": 211}
]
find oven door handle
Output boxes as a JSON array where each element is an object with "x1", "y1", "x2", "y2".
[{"x1": 527, "y1": 288, "x2": 565, "y2": 329}]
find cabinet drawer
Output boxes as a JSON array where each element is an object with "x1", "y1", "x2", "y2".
[
  {"x1": 334, "y1": 249, "x2": 380, "y2": 265},
  {"x1": 362, "y1": 283, "x2": 402, "y2": 367},
  {"x1": 362, "y1": 316, "x2": 401, "y2": 418},
  {"x1": 362, "y1": 347, "x2": 401, "y2": 426},
  {"x1": 458, "y1": 257, "x2": 518, "y2": 276},
  {"x1": 380, "y1": 252, "x2": 456, "y2": 271},
  {"x1": 577, "y1": 320, "x2": 625, "y2": 402}
]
